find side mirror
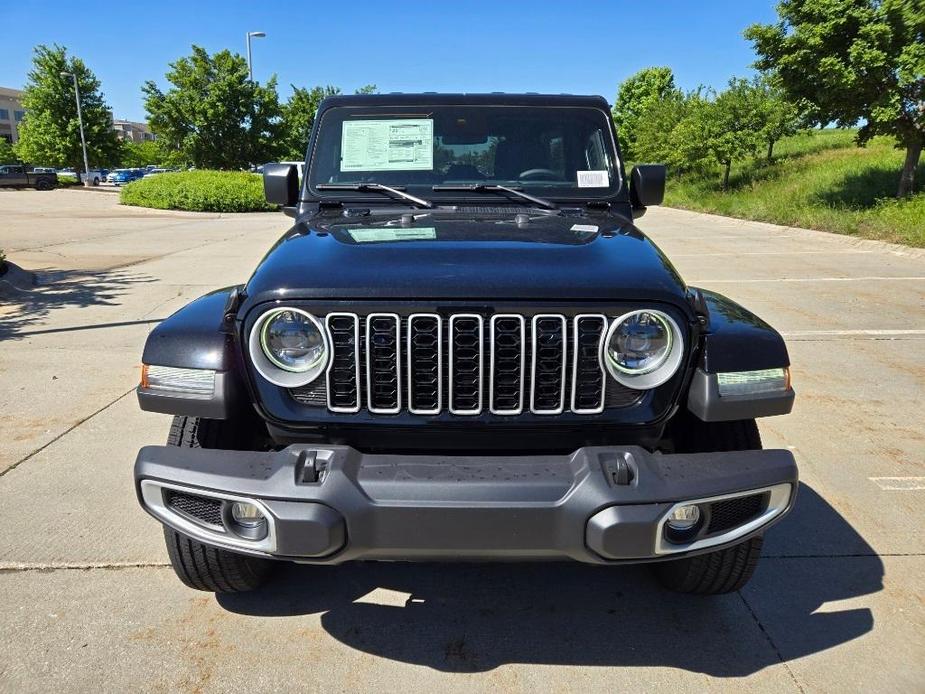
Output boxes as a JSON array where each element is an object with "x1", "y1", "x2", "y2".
[
  {"x1": 263, "y1": 163, "x2": 299, "y2": 207},
  {"x1": 630, "y1": 164, "x2": 666, "y2": 209}
]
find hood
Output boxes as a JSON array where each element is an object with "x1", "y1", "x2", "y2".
[{"x1": 243, "y1": 211, "x2": 688, "y2": 306}]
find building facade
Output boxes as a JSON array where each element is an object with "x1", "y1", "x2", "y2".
[
  {"x1": 112, "y1": 119, "x2": 155, "y2": 143},
  {"x1": 0, "y1": 87, "x2": 25, "y2": 144}
]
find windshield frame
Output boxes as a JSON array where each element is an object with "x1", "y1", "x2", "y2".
[{"x1": 303, "y1": 103, "x2": 626, "y2": 206}]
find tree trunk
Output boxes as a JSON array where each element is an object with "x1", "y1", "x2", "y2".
[
  {"x1": 721, "y1": 160, "x2": 731, "y2": 192},
  {"x1": 897, "y1": 141, "x2": 922, "y2": 198},
  {"x1": 767, "y1": 140, "x2": 775, "y2": 163}
]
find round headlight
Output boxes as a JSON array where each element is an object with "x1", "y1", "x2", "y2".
[
  {"x1": 604, "y1": 310, "x2": 683, "y2": 389},
  {"x1": 248, "y1": 307, "x2": 329, "y2": 387}
]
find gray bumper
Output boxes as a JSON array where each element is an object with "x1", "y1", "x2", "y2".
[{"x1": 134, "y1": 445, "x2": 797, "y2": 564}]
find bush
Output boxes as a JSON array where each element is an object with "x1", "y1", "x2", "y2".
[{"x1": 119, "y1": 170, "x2": 275, "y2": 212}]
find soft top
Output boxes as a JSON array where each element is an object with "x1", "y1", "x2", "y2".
[{"x1": 318, "y1": 93, "x2": 611, "y2": 110}]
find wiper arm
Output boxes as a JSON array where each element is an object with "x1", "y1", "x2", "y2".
[
  {"x1": 316, "y1": 183, "x2": 433, "y2": 209},
  {"x1": 432, "y1": 184, "x2": 557, "y2": 210}
]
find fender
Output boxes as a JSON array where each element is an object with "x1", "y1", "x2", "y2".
[
  {"x1": 138, "y1": 287, "x2": 245, "y2": 419},
  {"x1": 687, "y1": 289, "x2": 795, "y2": 422}
]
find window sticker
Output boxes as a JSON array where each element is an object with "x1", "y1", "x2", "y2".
[
  {"x1": 346, "y1": 228, "x2": 437, "y2": 243},
  {"x1": 576, "y1": 170, "x2": 609, "y2": 188},
  {"x1": 340, "y1": 119, "x2": 434, "y2": 172}
]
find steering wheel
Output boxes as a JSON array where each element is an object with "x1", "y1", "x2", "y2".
[{"x1": 517, "y1": 168, "x2": 560, "y2": 181}]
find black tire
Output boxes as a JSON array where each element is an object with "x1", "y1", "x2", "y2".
[
  {"x1": 653, "y1": 536, "x2": 764, "y2": 594},
  {"x1": 163, "y1": 527, "x2": 272, "y2": 593},
  {"x1": 653, "y1": 416, "x2": 765, "y2": 594},
  {"x1": 35, "y1": 179, "x2": 53, "y2": 191},
  {"x1": 162, "y1": 415, "x2": 274, "y2": 592}
]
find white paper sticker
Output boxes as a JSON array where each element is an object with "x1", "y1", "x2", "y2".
[
  {"x1": 341, "y1": 119, "x2": 434, "y2": 172},
  {"x1": 570, "y1": 224, "x2": 599, "y2": 233},
  {"x1": 577, "y1": 170, "x2": 609, "y2": 188},
  {"x1": 347, "y1": 228, "x2": 437, "y2": 243}
]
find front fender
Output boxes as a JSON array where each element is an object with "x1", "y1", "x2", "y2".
[
  {"x1": 687, "y1": 289, "x2": 794, "y2": 421},
  {"x1": 138, "y1": 287, "x2": 245, "y2": 419}
]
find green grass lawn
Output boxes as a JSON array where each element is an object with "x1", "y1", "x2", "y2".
[{"x1": 663, "y1": 130, "x2": 924, "y2": 247}]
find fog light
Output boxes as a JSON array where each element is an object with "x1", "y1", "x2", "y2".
[
  {"x1": 230, "y1": 501, "x2": 265, "y2": 528},
  {"x1": 666, "y1": 504, "x2": 701, "y2": 531}
]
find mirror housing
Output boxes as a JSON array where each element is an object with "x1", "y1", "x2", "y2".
[
  {"x1": 630, "y1": 164, "x2": 666, "y2": 209},
  {"x1": 263, "y1": 163, "x2": 299, "y2": 207}
]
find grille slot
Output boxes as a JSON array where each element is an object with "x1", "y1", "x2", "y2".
[
  {"x1": 366, "y1": 313, "x2": 401, "y2": 414},
  {"x1": 571, "y1": 315, "x2": 607, "y2": 414},
  {"x1": 164, "y1": 490, "x2": 223, "y2": 528},
  {"x1": 449, "y1": 314, "x2": 484, "y2": 414},
  {"x1": 490, "y1": 314, "x2": 526, "y2": 415},
  {"x1": 407, "y1": 314, "x2": 442, "y2": 414},
  {"x1": 530, "y1": 315, "x2": 567, "y2": 414},
  {"x1": 326, "y1": 313, "x2": 361, "y2": 412},
  {"x1": 707, "y1": 493, "x2": 768, "y2": 534}
]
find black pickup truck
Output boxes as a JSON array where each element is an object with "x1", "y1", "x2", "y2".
[
  {"x1": 134, "y1": 93, "x2": 797, "y2": 595},
  {"x1": 0, "y1": 164, "x2": 57, "y2": 190}
]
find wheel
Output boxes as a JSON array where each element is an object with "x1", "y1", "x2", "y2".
[
  {"x1": 163, "y1": 527, "x2": 272, "y2": 593},
  {"x1": 653, "y1": 416, "x2": 765, "y2": 594},
  {"x1": 35, "y1": 179, "x2": 53, "y2": 191},
  {"x1": 92, "y1": 176, "x2": 100, "y2": 186},
  {"x1": 162, "y1": 416, "x2": 275, "y2": 592}
]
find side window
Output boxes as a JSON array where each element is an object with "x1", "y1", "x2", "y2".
[
  {"x1": 585, "y1": 129, "x2": 610, "y2": 171},
  {"x1": 14, "y1": 111, "x2": 25, "y2": 122}
]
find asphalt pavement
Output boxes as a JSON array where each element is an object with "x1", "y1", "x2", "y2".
[{"x1": 1, "y1": 189, "x2": 923, "y2": 692}]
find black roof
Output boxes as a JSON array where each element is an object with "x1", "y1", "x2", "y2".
[{"x1": 319, "y1": 93, "x2": 611, "y2": 109}]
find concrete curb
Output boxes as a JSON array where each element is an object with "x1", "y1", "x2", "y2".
[
  {"x1": 0, "y1": 261, "x2": 37, "y2": 297},
  {"x1": 662, "y1": 206, "x2": 925, "y2": 259}
]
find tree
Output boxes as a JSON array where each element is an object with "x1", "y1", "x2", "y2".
[
  {"x1": 0, "y1": 139, "x2": 17, "y2": 164},
  {"x1": 631, "y1": 89, "x2": 698, "y2": 171},
  {"x1": 278, "y1": 84, "x2": 378, "y2": 160},
  {"x1": 756, "y1": 79, "x2": 801, "y2": 162},
  {"x1": 14, "y1": 44, "x2": 122, "y2": 172},
  {"x1": 121, "y1": 140, "x2": 163, "y2": 168},
  {"x1": 612, "y1": 67, "x2": 679, "y2": 159},
  {"x1": 143, "y1": 46, "x2": 282, "y2": 169},
  {"x1": 746, "y1": 0, "x2": 925, "y2": 197}
]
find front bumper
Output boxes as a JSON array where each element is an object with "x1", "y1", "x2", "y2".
[{"x1": 134, "y1": 445, "x2": 797, "y2": 564}]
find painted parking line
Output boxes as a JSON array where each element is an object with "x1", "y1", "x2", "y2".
[
  {"x1": 671, "y1": 250, "x2": 872, "y2": 258},
  {"x1": 869, "y1": 477, "x2": 925, "y2": 491},
  {"x1": 690, "y1": 276, "x2": 925, "y2": 283},
  {"x1": 782, "y1": 329, "x2": 925, "y2": 337}
]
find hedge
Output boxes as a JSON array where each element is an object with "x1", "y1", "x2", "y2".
[{"x1": 119, "y1": 170, "x2": 275, "y2": 212}]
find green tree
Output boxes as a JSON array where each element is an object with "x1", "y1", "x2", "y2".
[
  {"x1": 631, "y1": 89, "x2": 698, "y2": 171},
  {"x1": 121, "y1": 139, "x2": 163, "y2": 168},
  {"x1": 756, "y1": 79, "x2": 801, "y2": 162},
  {"x1": 142, "y1": 46, "x2": 282, "y2": 169},
  {"x1": 14, "y1": 44, "x2": 121, "y2": 172},
  {"x1": 746, "y1": 0, "x2": 925, "y2": 197},
  {"x1": 279, "y1": 85, "x2": 340, "y2": 160},
  {"x1": 612, "y1": 67, "x2": 678, "y2": 159},
  {"x1": 0, "y1": 139, "x2": 17, "y2": 164}
]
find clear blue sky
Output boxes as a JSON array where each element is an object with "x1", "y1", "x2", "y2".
[{"x1": 0, "y1": 1, "x2": 778, "y2": 123}]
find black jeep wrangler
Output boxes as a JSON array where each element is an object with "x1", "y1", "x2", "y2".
[{"x1": 134, "y1": 94, "x2": 796, "y2": 595}]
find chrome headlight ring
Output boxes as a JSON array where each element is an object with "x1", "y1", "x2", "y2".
[
  {"x1": 603, "y1": 309, "x2": 684, "y2": 390},
  {"x1": 248, "y1": 307, "x2": 330, "y2": 387}
]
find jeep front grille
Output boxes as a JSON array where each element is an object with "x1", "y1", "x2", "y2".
[{"x1": 293, "y1": 311, "x2": 643, "y2": 416}]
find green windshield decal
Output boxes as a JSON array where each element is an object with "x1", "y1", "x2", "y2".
[
  {"x1": 340, "y1": 119, "x2": 434, "y2": 172},
  {"x1": 346, "y1": 228, "x2": 437, "y2": 243}
]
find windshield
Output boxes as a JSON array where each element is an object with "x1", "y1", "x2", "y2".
[{"x1": 307, "y1": 105, "x2": 621, "y2": 203}]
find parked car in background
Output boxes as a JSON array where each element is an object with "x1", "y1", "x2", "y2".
[
  {"x1": 31, "y1": 167, "x2": 57, "y2": 174},
  {"x1": 107, "y1": 169, "x2": 145, "y2": 185},
  {"x1": 79, "y1": 170, "x2": 104, "y2": 186},
  {"x1": 0, "y1": 164, "x2": 58, "y2": 190},
  {"x1": 143, "y1": 168, "x2": 169, "y2": 176}
]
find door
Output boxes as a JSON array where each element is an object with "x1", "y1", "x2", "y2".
[{"x1": 0, "y1": 165, "x2": 28, "y2": 186}]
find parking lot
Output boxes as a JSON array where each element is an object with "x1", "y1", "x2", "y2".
[{"x1": 1, "y1": 188, "x2": 923, "y2": 692}]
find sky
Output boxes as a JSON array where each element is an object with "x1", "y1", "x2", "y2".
[{"x1": 0, "y1": 1, "x2": 779, "y2": 123}]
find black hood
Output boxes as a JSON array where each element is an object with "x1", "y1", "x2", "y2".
[{"x1": 243, "y1": 211, "x2": 688, "y2": 306}]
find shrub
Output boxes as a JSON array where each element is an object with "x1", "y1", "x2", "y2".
[{"x1": 119, "y1": 170, "x2": 275, "y2": 212}]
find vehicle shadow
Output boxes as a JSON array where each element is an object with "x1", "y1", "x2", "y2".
[
  {"x1": 218, "y1": 483, "x2": 881, "y2": 675},
  {"x1": 0, "y1": 266, "x2": 157, "y2": 341}
]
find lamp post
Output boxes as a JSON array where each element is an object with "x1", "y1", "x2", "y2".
[
  {"x1": 60, "y1": 71, "x2": 91, "y2": 187},
  {"x1": 246, "y1": 31, "x2": 266, "y2": 81}
]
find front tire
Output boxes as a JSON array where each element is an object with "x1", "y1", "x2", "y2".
[
  {"x1": 162, "y1": 416, "x2": 274, "y2": 592},
  {"x1": 654, "y1": 416, "x2": 765, "y2": 594}
]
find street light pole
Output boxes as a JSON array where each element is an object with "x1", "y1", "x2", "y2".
[
  {"x1": 246, "y1": 31, "x2": 266, "y2": 81},
  {"x1": 61, "y1": 71, "x2": 91, "y2": 187}
]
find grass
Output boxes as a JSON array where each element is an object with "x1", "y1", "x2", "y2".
[
  {"x1": 120, "y1": 170, "x2": 275, "y2": 213},
  {"x1": 663, "y1": 130, "x2": 925, "y2": 247}
]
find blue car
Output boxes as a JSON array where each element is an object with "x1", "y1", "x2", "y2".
[{"x1": 107, "y1": 169, "x2": 144, "y2": 185}]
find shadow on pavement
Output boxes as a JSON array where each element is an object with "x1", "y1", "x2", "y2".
[
  {"x1": 218, "y1": 483, "x2": 881, "y2": 675},
  {"x1": 0, "y1": 267, "x2": 157, "y2": 341}
]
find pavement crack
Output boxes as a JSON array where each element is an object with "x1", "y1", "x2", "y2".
[
  {"x1": 765, "y1": 552, "x2": 924, "y2": 558},
  {"x1": 737, "y1": 591, "x2": 806, "y2": 694},
  {"x1": 0, "y1": 387, "x2": 135, "y2": 479}
]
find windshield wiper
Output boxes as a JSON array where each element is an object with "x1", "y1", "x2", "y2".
[
  {"x1": 316, "y1": 183, "x2": 433, "y2": 209},
  {"x1": 432, "y1": 184, "x2": 557, "y2": 210}
]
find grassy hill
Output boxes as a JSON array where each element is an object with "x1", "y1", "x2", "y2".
[{"x1": 662, "y1": 129, "x2": 924, "y2": 247}]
